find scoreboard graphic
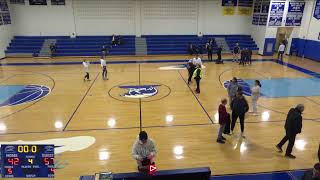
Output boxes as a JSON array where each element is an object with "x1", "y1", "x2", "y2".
[{"x1": 1, "y1": 144, "x2": 54, "y2": 178}]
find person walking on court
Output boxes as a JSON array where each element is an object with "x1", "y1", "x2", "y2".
[
  {"x1": 278, "y1": 43, "x2": 285, "y2": 61},
  {"x1": 233, "y1": 43, "x2": 240, "y2": 62},
  {"x1": 248, "y1": 48, "x2": 252, "y2": 65},
  {"x1": 251, "y1": 80, "x2": 262, "y2": 116},
  {"x1": 192, "y1": 64, "x2": 202, "y2": 94},
  {"x1": 206, "y1": 42, "x2": 213, "y2": 61},
  {"x1": 276, "y1": 104, "x2": 304, "y2": 159},
  {"x1": 217, "y1": 98, "x2": 229, "y2": 144},
  {"x1": 132, "y1": 131, "x2": 157, "y2": 171},
  {"x1": 82, "y1": 60, "x2": 90, "y2": 81},
  {"x1": 100, "y1": 56, "x2": 108, "y2": 80},
  {"x1": 227, "y1": 77, "x2": 239, "y2": 107},
  {"x1": 230, "y1": 91, "x2": 249, "y2": 137}
]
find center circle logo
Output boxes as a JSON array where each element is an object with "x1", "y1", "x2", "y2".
[{"x1": 108, "y1": 81, "x2": 171, "y2": 102}]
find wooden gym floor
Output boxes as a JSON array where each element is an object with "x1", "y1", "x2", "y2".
[{"x1": 0, "y1": 54, "x2": 319, "y2": 179}]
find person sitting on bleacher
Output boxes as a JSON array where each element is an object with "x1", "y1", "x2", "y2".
[
  {"x1": 132, "y1": 131, "x2": 157, "y2": 171},
  {"x1": 49, "y1": 43, "x2": 56, "y2": 58}
]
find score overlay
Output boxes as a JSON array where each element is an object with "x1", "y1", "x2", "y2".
[{"x1": 1, "y1": 144, "x2": 54, "y2": 178}]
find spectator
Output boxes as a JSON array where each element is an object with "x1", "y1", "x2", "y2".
[
  {"x1": 230, "y1": 91, "x2": 249, "y2": 137},
  {"x1": 188, "y1": 43, "x2": 195, "y2": 55},
  {"x1": 132, "y1": 131, "x2": 157, "y2": 171},
  {"x1": 216, "y1": 46, "x2": 223, "y2": 64},
  {"x1": 248, "y1": 48, "x2": 252, "y2": 65},
  {"x1": 233, "y1": 43, "x2": 240, "y2": 62},
  {"x1": 206, "y1": 42, "x2": 213, "y2": 61},
  {"x1": 301, "y1": 163, "x2": 320, "y2": 180},
  {"x1": 101, "y1": 45, "x2": 109, "y2": 57},
  {"x1": 49, "y1": 43, "x2": 56, "y2": 58},
  {"x1": 227, "y1": 77, "x2": 239, "y2": 107},
  {"x1": 276, "y1": 104, "x2": 304, "y2": 159},
  {"x1": 278, "y1": 43, "x2": 286, "y2": 61},
  {"x1": 111, "y1": 34, "x2": 116, "y2": 46},
  {"x1": 70, "y1": 32, "x2": 76, "y2": 39},
  {"x1": 82, "y1": 60, "x2": 90, "y2": 81},
  {"x1": 217, "y1": 98, "x2": 229, "y2": 144}
]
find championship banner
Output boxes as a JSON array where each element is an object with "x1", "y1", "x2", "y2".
[
  {"x1": 10, "y1": 0, "x2": 25, "y2": 4},
  {"x1": 268, "y1": 2, "x2": 285, "y2": 26},
  {"x1": 238, "y1": 0, "x2": 253, "y2": 15},
  {"x1": 0, "y1": 0, "x2": 9, "y2": 12},
  {"x1": 314, "y1": 0, "x2": 320, "y2": 20},
  {"x1": 222, "y1": 0, "x2": 237, "y2": 15},
  {"x1": 1, "y1": 12, "x2": 11, "y2": 24},
  {"x1": 29, "y1": 0, "x2": 47, "y2": 5},
  {"x1": 0, "y1": 14, "x2": 3, "y2": 26},
  {"x1": 285, "y1": 1, "x2": 305, "y2": 26},
  {"x1": 51, "y1": 0, "x2": 64, "y2": 5}
]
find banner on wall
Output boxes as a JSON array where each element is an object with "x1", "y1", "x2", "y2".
[
  {"x1": 268, "y1": 2, "x2": 285, "y2": 26},
  {"x1": 0, "y1": 0, "x2": 9, "y2": 11},
  {"x1": 252, "y1": 0, "x2": 269, "y2": 25},
  {"x1": 314, "y1": 0, "x2": 320, "y2": 20},
  {"x1": 10, "y1": 0, "x2": 25, "y2": 4},
  {"x1": 29, "y1": 0, "x2": 47, "y2": 5},
  {"x1": 238, "y1": 0, "x2": 253, "y2": 15},
  {"x1": 51, "y1": 0, "x2": 64, "y2": 5},
  {"x1": 285, "y1": 1, "x2": 305, "y2": 26},
  {"x1": 1, "y1": 12, "x2": 11, "y2": 24},
  {"x1": 222, "y1": 0, "x2": 237, "y2": 15},
  {"x1": 0, "y1": 14, "x2": 3, "y2": 25}
]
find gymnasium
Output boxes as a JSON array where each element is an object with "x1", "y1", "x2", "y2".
[{"x1": 0, "y1": 0, "x2": 320, "y2": 179}]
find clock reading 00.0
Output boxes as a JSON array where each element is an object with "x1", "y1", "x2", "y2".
[{"x1": 1, "y1": 144, "x2": 55, "y2": 178}]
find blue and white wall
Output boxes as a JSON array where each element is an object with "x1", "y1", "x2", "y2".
[
  {"x1": 9, "y1": 0, "x2": 252, "y2": 36},
  {"x1": 0, "y1": 0, "x2": 13, "y2": 59},
  {"x1": 250, "y1": 0, "x2": 320, "y2": 61}
]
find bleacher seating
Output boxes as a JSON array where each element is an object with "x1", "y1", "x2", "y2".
[
  {"x1": 142, "y1": 35, "x2": 212, "y2": 55},
  {"x1": 5, "y1": 35, "x2": 258, "y2": 57},
  {"x1": 5, "y1": 36, "x2": 136, "y2": 56},
  {"x1": 143, "y1": 35, "x2": 258, "y2": 55}
]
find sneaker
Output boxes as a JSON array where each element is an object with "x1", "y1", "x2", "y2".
[
  {"x1": 285, "y1": 154, "x2": 296, "y2": 159},
  {"x1": 221, "y1": 136, "x2": 226, "y2": 140},
  {"x1": 217, "y1": 139, "x2": 225, "y2": 144},
  {"x1": 241, "y1": 133, "x2": 245, "y2": 138},
  {"x1": 275, "y1": 145, "x2": 283, "y2": 153}
]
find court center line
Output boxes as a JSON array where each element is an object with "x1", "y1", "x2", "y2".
[
  {"x1": 139, "y1": 64, "x2": 142, "y2": 132},
  {"x1": 62, "y1": 72, "x2": 100, "y2": 131},
  {"x1": 177, "y1": 70, "x2": 215, "y2": 124}
]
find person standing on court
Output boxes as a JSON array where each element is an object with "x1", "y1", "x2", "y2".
[
  {"x1": 187, "y1": 55, "x2": 199, "y2": 84},
  {"x1": 278, "y1": 43, "x2": 286, "y2": 61},
  {"x1": 230, "y1": 91, "x2": 249, "y2": 137},
  {"x1": 276, "y1": 104, "x2": 304, "y2": 159},
  {"x1": 132, "y1": 131, "x2": 157, "y2": 171},
  {"x1": 227, "y1": 77, "x2": 239, "y2": 107},
  {"x1": 233, "y1": 43, "x2": 240, "y2": 62},
  {"x1": 82, "y1": 60, "x2": 90, "y2": 81},
  {"x1": 100, "y1": 56, "x2": 108, "y2": 80},
  {"x1": 216, "y1": 46, "x2": 223, "y2": 64},
  {"x1": 192, "y1": 64, "x2": 202, "y2": 94},
  {"x1": 206, "y1": 41, "x2": 213, "y2": 61},
  {"x1": 251, "y1": 80, "x2": 262, "y2": 116},
  {"x1": 217, "y1": 98, "x2": 229, "y2": 144}
]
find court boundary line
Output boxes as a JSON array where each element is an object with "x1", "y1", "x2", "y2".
[
  {"x1": 62, "y1": 72, "x2": 100, "y2": 131},
  {"x1": 177, "y1": 70, "x2": 215, "y2": 124},
  {"x1": 0, "y1": 118, "x2": 319, "y2": 136}
]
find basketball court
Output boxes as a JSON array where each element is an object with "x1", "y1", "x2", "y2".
[{"x1": 0, "y1": 54, "x2": 319, "y2": 179}]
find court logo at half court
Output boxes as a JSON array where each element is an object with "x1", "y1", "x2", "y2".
[
  {"x1": 223, "y1": 79, "x2": 252, "y2": 96},
  {"x1": 109, "y1": 82, "x2": 171, "y2": 102},
  {"x1": 0, "y1": 84, "x2": 50, "y2": 107},
  {"x1": 119, "y1": 85, "x2": 160, "y2": 98}
]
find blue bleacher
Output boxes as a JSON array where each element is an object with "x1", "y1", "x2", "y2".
[
  {"x1": 5, "y1": 36, "x2": 136, "y2": 56},
  {"x1": 5, "y1": 35, "x2": 258, "y2": 56},
  {"x1": 143, "y1": 35, "x2": 258, "y2": 55}
]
